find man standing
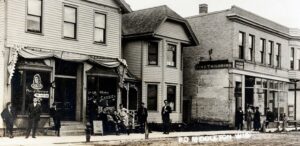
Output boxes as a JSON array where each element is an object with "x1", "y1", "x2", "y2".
[
  {"x1": 235, "y1": 107, "x2": 243, "y2": 130},
  {"x1": 26, "y1": 98, "x2": 41, "y2": 138},
  {"x1": 50, "y1": 103, "x2": 61, "y2": 136},
  {"x1": 1, "y1": 102, "x2": 16, "y2": 138},
  {"x1": 161, "y1": 100, "x2": 172, "y2": 134},
  {"x1": 137, "y1": 102, "x2": 148, "y2": 133},
  {"x1": 245, "y1": 105, "x2": 253, "y2": 131},
  {"x1": 253, "y1": 107, "x2": 261, "y2": 131}
]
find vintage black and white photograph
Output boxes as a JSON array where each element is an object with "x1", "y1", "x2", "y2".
[{"x1": 0, "y1": 0, "x2": 300, "y2": 145}]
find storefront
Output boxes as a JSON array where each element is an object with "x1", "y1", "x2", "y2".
[
  {"x1": 235, "y1": 75, "x2": 289, "y2": 121},
  {"x1": 6, "y1": 46, "x2": 137, "y2": 128}
]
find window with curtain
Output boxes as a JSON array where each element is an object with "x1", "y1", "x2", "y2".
[
  {"x1": 167, "y1": 44, "x2": 177, "y2": 67},
  {"x1": 94, "y1": 13, "x2": 106, "y2": 43}
]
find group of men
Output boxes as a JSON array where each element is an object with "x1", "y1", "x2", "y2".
[
  {"x1": 236, "y1": 106, "x2": 281, "y2": 131},
  {"x1": 1, "y1": 98, "x2": 173, "y2": 138},
  {"x1": 1, "y1": 98, "x2": 43, "y2": 138}
]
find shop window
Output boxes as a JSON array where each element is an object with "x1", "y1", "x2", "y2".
[
  {"x1": 167, "y1": 85, "x2": 176, "y2": 111},
  {"x1": 167, "y1": 44, "x2": 177, "y2": 67},
  {"x1": 63, "y1": 5, "x2": 77, "y2": 39},
  {"x1": 147, "y1": 84, "x2": 158, "y2": 111},
  {"x1": 94, "y1": 13, "x2": 106, "y2": 43},
  {"x1": 87, "y1": 76, "x2": 117, "y2": 109},
  {"x1": 27, "y1": 0, "x2": 43, "y2": 33},
  {"x1": 148, "y1": 42, "x2": 158, "y2": 65},
  {"x1": 238, "y1": 31, "x2": 245, "y2": 59},
  {"x1": 12, "y1": 70, "x2": 51, "y2": 115}
]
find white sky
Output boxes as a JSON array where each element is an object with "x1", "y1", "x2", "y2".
[{"x1": 125, "y1": 0, "x2": 300, "y2": 29}]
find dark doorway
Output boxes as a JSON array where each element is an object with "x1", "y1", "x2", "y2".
[
  {"x1": 183, "y1": 100, "x2": 191, "y2": 123},
  {"x1": 54, "y1": 77, "x2": 77, "y2": 121}
]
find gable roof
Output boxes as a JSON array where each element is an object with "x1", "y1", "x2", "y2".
[
  {"x1": 122, "y1": 5, "x2": 199, "y2": 45},
  {"x1": 114, "y1": 0, "x2": 132, "y2": 13}
]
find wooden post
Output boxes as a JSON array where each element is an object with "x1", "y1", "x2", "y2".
[{"x1": 145, "y1": 122, "x2": 149, "y2": 139}]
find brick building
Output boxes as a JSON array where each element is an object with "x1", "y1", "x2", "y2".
[
  {"x1": 122, "y1": 5, "x2": 198, "y2": 123},
  {"x1": 0, "y1": 0, "x2": 132, "y2": 132},
  {"x1": 183, "y1": 4, "x2": 300, "y2": 127}
]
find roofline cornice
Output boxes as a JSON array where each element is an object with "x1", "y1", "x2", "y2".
[{"x1": 227, "y1": 14, "x2": 291, "y2": 39}]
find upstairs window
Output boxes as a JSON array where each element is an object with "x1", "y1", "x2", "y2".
[
  {"x1": 63, "y1": 5, "x2": 77, "y2": 39},
  {"x1": 291, "y1": 47, "x2": 295, "y2": 70},
  {"x1": 148, "y1": 42, "x2": 158, "y2": 65},
  {"x1": 259, "y1": 39, "x2": 265, "y2": 64},
  {"x1": 94, "y1": 13, "x2": 106, "y2": 43},
  {"x1": 274, "y1": 43, "x2": 281, "y2": 68},
  {"x1": 248, "y1": 35, "x2": 255, "y2": 61},
  {"x1": 167, "y1": 44, "x2": 177, "y2": 67},
  {"x1": 27, "y1": 0, "x2": 42, "y2": 33},
  {"x1": 266, "y1": 41, "x2": 273, "y2": 65},
  {"x1": 238, "y1": 32, "x2": 245, "y2": 59}
]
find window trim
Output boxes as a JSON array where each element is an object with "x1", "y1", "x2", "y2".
[
  {"x1": 166, "y1": 84, "x2": 177, "y2": 112},
  {"x1": 62, "y1": 4, "x2": 78, "y2": 40},
  {"x1": 25, "y1": 0, "x2": 43, "y2": 34},
  {"x1": 259, "y1": 38, "x2": 266, "y2": 64},
  {"x1": 148, "y1": 41, "x2": 159, "y2": 66},
  {"x1": 248, "y1": 34, "x2": 255, "y2": 62},
  {"x1": 238, "y1": 31, "x2": 245, "y2": 60},
  {"x1": 166, "y1": 44, "x2": 177, "y2": 67},
  {"x1": 147, "y1": 83, "x2": 159, "y2": 111},
  {"x1": 275, "y1": 43, "x2": 281, "y2": 68},
  {"x1": 93, "y1": 11, "x2": 107, "y2": 44}
]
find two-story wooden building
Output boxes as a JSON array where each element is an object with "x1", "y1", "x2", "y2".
[
  {"x1": 122, "y1": 5, "x2": 198, "y2": 123},
  {"x1": 0, "y1": 0, "x2": 132, "y2": 131}
]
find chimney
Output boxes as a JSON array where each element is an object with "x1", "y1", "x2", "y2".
[{"x1": 199, "y1": 4, "x2": 208, "y2": 14}]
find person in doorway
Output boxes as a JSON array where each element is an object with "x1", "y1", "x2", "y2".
[
  {"x1": 245, "y1": 105, "x2": 253, "y2": 131},
  {"x1": 1, "y1": 102, "x2": 16, "y2": 138},
  {"x1": 50, "y1": 103, "x2": 61, "y2": 136},
  {"x1": 265, "y1": 108, "x2": 274, "y2": 128},
  {"x1": 161, "y1": 100, "x2": 172, "y2": 134},
  {"x1": 137, "y1": 102, "x2": 148, "y2": 133},
  {"x1": 235, "y1": 107, "x2": 244, "y2": 130},
  {"x1": 26, "y1": 98, "x2": 42, "y2": 138},
  {"x1": 118, "y1": 104, "x2": 130, "y2": 135},
  {"x1": 89, "y1": 98, "x2": 98, "y2": 134},
  {"x1": 253, "y1": 107, "x2": 261, "y2": 131}
]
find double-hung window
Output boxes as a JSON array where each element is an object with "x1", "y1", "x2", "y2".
[
  {"x1": 238, "y1": 32, "x2": 245, "y2": 59},
  {"x1": 94, "y1": 13, "x2": 106, "y2": 43},
  {"x1": 167, "y1": 44, "x2": 177, "y2": 67},
  {"x1": 291, "y1": 47, "x2": 295, "y2": 70},
  {"x1": 148, "y1": 42, "x2": 158, "y2": 65},
  {"x1": 63, "y1": 5, "x2": 77, "y2": 39},
  {"x1": 267, "y1": 41, "x2": 273, "y2": 65},
  {"x1": 274, "y1": 43, "x2": 281, "y2": 68},
  {"x1": 27, "y1": 0, "x2": 43, "y2": 33},
  {"x1": 248, "y1": 35, "x2": 255, "y2": 61},
  {"x1": 147, "y1": 84, "x2": 158, "y2": 111},
  {"x1": 259, "y1": 39, "x2": 265, "y2": 64},
  {"x1": 167, "y1": 85, "x2": 176, "y2": 111}
]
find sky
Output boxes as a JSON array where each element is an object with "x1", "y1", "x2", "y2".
[{"x1": 125, "y1": 0, "x2": 300, "y2": 29}]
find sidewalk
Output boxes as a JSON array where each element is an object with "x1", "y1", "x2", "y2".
[{"x1": 0, "y1": 130, "x2": 259, "y2": 146}]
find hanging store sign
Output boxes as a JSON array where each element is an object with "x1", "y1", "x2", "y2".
[{"x1": 195, "y1": 60, "x2": 233, "y2": 70}]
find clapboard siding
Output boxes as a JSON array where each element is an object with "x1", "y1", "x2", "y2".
[
  {"x1": 156, "y1": 20, "x2": 190, "y2": 42},
  {"x1": 0, "y1": 0, "x2": 4, "y2": 42},
  {"x1": 82, "y1": 0, "x2": 119, "y2": 8},
  {"x1": 123, "y1": 40, "x2": 142, "y2": 78},
  {"x1": 6, "y1": 0, "x2": 121, "y2": 58}
]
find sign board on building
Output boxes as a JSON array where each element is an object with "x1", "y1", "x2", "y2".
[
  {"x1": 195, "y1": 60, "x2": 233, "y2": 70},
  {"x1": 93, "y1": 120, "x2": 103, "y2": 135}
]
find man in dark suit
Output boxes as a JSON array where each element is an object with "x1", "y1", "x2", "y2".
[
  {"x1": 50, "y1": 103, "x2": 61, "y2": 136},
  {"x1": 26, "y1": 98, "x2": 42, "y2": 138},
  {"x1": 137, "y1": 102, "x2": 148, "y2": 133},
  {"x1": 235, "y1": 107, "x2": 244, "y2": 130},
  {"x1": 1, "y1": 102, "x2": 16, "y2": 138},
  {"x1": 161, "y1": 100, "x2": 172, "y2": 134}
]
